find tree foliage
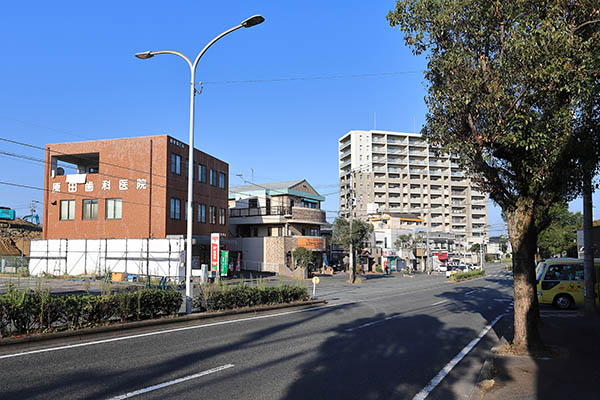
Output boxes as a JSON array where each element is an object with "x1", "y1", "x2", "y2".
[
  {"x1": 387, "y1": 0, "x2": 600, "y2": 352},
  {"x1": 292, "y1": 246, "x2": 313, "y2": 270},
  {"x1": 537, "y1": 202, "x2": 583, "y2": 259},
  {"x1": 332, "y1": 217, "x2": 374, "y2": 250}
]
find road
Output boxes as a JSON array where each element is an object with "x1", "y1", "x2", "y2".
[{"x1": 0, "y1": 264, "x2": 513, "y2": 399}]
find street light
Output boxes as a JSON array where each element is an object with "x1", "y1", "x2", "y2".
[{"x1": 135, "y1": 15, "x2": 265, "y2": 314}]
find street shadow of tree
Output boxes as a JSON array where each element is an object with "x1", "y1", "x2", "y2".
[{"x1": 283, "y1": 312, "x2": 483, "y2": 399}]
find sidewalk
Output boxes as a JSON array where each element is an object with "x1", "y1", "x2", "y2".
[{"x1": 479, "y1": 310, "x2": 600, "y2": 399}]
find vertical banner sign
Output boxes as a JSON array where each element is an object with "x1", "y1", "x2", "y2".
[
  {"x1": 236, "y1": 252, "x2": 241, "y2": 272},
  {"x1": 220, "y1": 250, "x2": 229, "y2": 277},
  {"x1": 210, "y1": 233, "x2": 220, "y2": 273}
]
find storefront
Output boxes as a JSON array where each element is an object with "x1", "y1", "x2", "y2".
[{"x1": 382, "y1": 248, "x2": 399, "y2": 273}]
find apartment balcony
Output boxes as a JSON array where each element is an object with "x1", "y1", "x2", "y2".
[
  {"x1": 451, "y1": 171, "x2": 465, "y2": 178},
  {"x1": 389, "y1": 167, "x2": 405, "y2": 173},
  {"x1": 339, "y1": 140, "x2": 351, "y2": 150},
  {"x1": 372, "y1": 146, "x2": 386, "y2": 154},
  {"x1": 372, "y1": 136, "x2": 386, "y2": 143},
  {"x1": 340, "y1": 158, "x2": 352, "y2": 168},
  {"x1": 373, "y1": 166, "x2": 386, "y2": 173},
  {"x1": 408, "y1": 150, "x2": 427, "y2": 156},
  {"x1": 409, "y1": 139, "x2": 427, "y2": 147},
  {"x1": 451, "y1": 191, "x2": 466, "y2": 197},
  {"x1": 410, "y1": 160, "x2": 427, "y2": 166},
  {"x1": 340, "y1": 149, "x2": 351, "y2": 159},
  {"x1": 388, "y1": 157, "x2": 407, "y2": 164},
  {"x1": 387, "y1": 149, "x2": 407, "y2": 155}
]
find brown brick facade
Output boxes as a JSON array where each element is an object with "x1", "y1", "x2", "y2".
[{"x1": 43, "y1": 135, "x2": 228, "y2": 240}]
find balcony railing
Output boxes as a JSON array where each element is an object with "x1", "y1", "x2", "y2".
[{"x1": 230, "y1": 206, "x2": 292, "y2": 218}]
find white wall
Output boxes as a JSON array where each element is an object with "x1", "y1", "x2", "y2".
[{"x1": 29, "y1": 238, "x2": 185, "y2": 279}]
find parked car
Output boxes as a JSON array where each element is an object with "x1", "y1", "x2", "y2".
[
  {"x1": 438, "y1": 263, "x2": 448, "y2": 272},
  {"x1": 470, "y1": 264, "x2": 482, "y2": 270}
]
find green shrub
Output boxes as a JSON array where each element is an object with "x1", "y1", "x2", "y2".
[
  {"x1": 193, "y1": 283, "x2": 308, "y2": 312},
  {"x1": 451, "y1": 270, "x2": 485, "y2": 282},
  {"x1": 375, "y1": 265, "x2": 383, "y2": 273},
  {"x1": 0, "y1": 287, "x2": 183, "y2": 337}
]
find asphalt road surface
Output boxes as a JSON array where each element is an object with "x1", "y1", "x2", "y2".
[{"x1": 0, "y1": 264, "x2": 514, "y2": 399}]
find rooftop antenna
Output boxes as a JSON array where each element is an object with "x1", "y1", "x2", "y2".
[
  {"x1": 250, "y1": 168, "x2": 254, "y2": 182},
  {"x1": 374, "y1": 112, "x2": 377, "y2": 130}
]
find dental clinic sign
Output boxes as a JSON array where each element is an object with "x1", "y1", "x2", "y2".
[{"x1": 51, "y1": 177, "x2": 147, "y2": 193}]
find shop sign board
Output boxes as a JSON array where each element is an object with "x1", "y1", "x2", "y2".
[{"x1": 210, "y1": 233, "x2": 220, "y2": 272}]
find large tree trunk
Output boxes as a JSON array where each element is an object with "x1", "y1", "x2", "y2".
[
  {"x1": 583, "y1": 174, "x2": 596, "y2": 314},
  {"x1": 506, "y1": 201, "x2": 544, "y2": 353}
]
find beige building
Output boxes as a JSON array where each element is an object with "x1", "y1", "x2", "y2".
[
  {"x1": 228, "y1": 179, "x2": 327, "y2": 277},
  {"x1": 339, "y1": 130, "x2": 488, "y2": 248}
]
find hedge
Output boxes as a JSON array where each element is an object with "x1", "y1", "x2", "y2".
[
  {"x1": 193, "y1": 283, "x2": 309, "y2": 312},
  {"x1": 451, "y1": 269, "x2": 486, "y2": 282},
  {"x1": 0, "y1": 287, "x2": 182, "y2": 338}
]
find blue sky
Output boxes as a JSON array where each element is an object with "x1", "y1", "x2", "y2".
[{"x1": 0, "y1": 1, "x2": 596, "y2": 236}]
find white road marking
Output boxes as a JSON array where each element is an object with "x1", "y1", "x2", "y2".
[
  {"x1": 107, "y1": 364, "x2": 234, "y2": 399},
  {"x1": 465, "y1": 290, "x2": 477, "y2": 296},
  {"x1": 431, "y1": 300, "x2": 448, "y2": 306},
  {"x1": 493, "y1": 299, "x2": 512, "y2": 302},
  {"x1": 0, "y1": 275, "x2": 511, "y2": 360},
  {"x1": 344, "y1": 314, "x2": 403, "y2": 332},
  {"x1": 412, "y1": 313, "x2": 505, "y2": 400}
]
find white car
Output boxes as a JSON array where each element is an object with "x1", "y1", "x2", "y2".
[
  {"x1": 438, "y1": 264, "x2": 448, "y2": 272},
  {"x1": 470, "y1": 264, "x2": 482, "y2": 270}
]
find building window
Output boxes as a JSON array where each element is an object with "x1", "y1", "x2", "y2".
[
  {"x1": 185, "y1": 201, "x2": 188, "y2": 221},
  {"x1": 278, "y1": 227, "x2": 284, "y2": 236},
  {"x1": 60, "y1": 200, "x2": 75, "y2": 220},
  {"x1": 209, "y1": 169, "x2": 217, "y2": 186},
  {"x1": 301, "y1": 200, "x2": 318, "y2": 209},
  {"x1": 219, "y1": 208, "x2": 226, "y2": 225},
  {"x1": 218, "y1": 172, "x2": 226, "y2": 189},
  {"x1": 170, "y1": 198, "x2": 181, "y2": 220},
  {"x1": 171, "y1": 154, "x2": 181, "y2": 175},
  {"x1": 185, "y1": 159, "x2": 189, "y2": 177},
  {"x1": 310, "y1": 228, "x2": 319, "y2": 236},
  {"x1": 248, "y1": 198, "x2": 258, "y2": 208},
  {"x1": 267, "y1": 227, "x2": 273, "y2": 236},
  {"x1": 198, "y1": 204, "x2": 206, "y2": 223},
  {"x1": 82, "y1": 199, "x2": 98, "y2": 220},
  {"x1": 106, "y1": 198, "x2": 122, "y2": 220},
  {"x1": 251, "y1": 227, "x2": 258, "y2": 237},
  {"x1": 209, "y1": 206, "x2": 217, "y2": 224},
  {"x1": 198, "y1": 164, "x2": 207, "y2": 183}
]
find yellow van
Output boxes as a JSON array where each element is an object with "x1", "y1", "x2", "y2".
[{"x1": 536, "y1": 258, "x2": 600, "y2": 309}]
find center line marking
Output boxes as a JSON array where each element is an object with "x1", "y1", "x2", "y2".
[
  {"x1": 431, "y1": 300, "x2": 448, "y2": 306},
  {"x1": 107, "y1": 364, "x2": 234, "y2": 399},
  {"x1": 465, "y1": 290, "x2": 477, "y2": 295}
]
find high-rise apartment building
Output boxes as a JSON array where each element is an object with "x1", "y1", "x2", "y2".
[{"x1": 338, "y1": 130, "x2": 488, "y2": 247}]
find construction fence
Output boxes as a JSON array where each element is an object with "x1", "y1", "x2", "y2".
[{"x1": 29, "y1": 237, "x2": 186, "y2": 279}]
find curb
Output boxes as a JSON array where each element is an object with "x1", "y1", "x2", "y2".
[{"x1": 0, "y1": 299, "x2": 327, "y2": 347}]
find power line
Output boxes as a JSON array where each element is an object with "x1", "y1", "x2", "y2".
[{"x1": 199, "y1": 70, "x2": 421, "y2": 85}]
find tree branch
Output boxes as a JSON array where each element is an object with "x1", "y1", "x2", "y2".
[{"x1": 572, "y1": 19, "x2": 600, "y2": 33}]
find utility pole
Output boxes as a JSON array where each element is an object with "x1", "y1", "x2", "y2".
[{"x1": 348, "y1": 170, "x2": 356, "y2": 283}]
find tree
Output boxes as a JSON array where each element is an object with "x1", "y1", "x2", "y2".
[
  {"x1": 388, "y1": 1, "x2": 600, "y2": 353},
  {"x1": 293, "y1": 246, "x2": 313, "y2": 271},
  {"x1": 393, "y1": 234, "x2": 413, "y2": 249},
  {"x1": 332, "y1": 217, "x2": 374, "y2": 283},
  {"x1": 469, "y1": 244, "x2": 481, "y2": 253},
  {"x1": 537, "y1": 202, "x2": 583, "y2": 259}
]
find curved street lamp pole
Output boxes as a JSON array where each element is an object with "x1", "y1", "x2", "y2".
[{"x1": 136, "y1": 15, "x2": 265, "y2": 314}]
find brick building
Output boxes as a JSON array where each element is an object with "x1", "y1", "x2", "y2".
[
  {"x1": 228, "y1": 180, "x2": 327, "y2": 277},
  {"x1": 42, "y1": 135, "x2": 228, "y2": 266}
]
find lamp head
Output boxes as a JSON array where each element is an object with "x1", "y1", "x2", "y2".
[
  {"x1": 135, "y1": 51, "x2": 155, "y2": 59},
  {"x1": 241, "y1": 15, "x2": 265, "y2": 28}
]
